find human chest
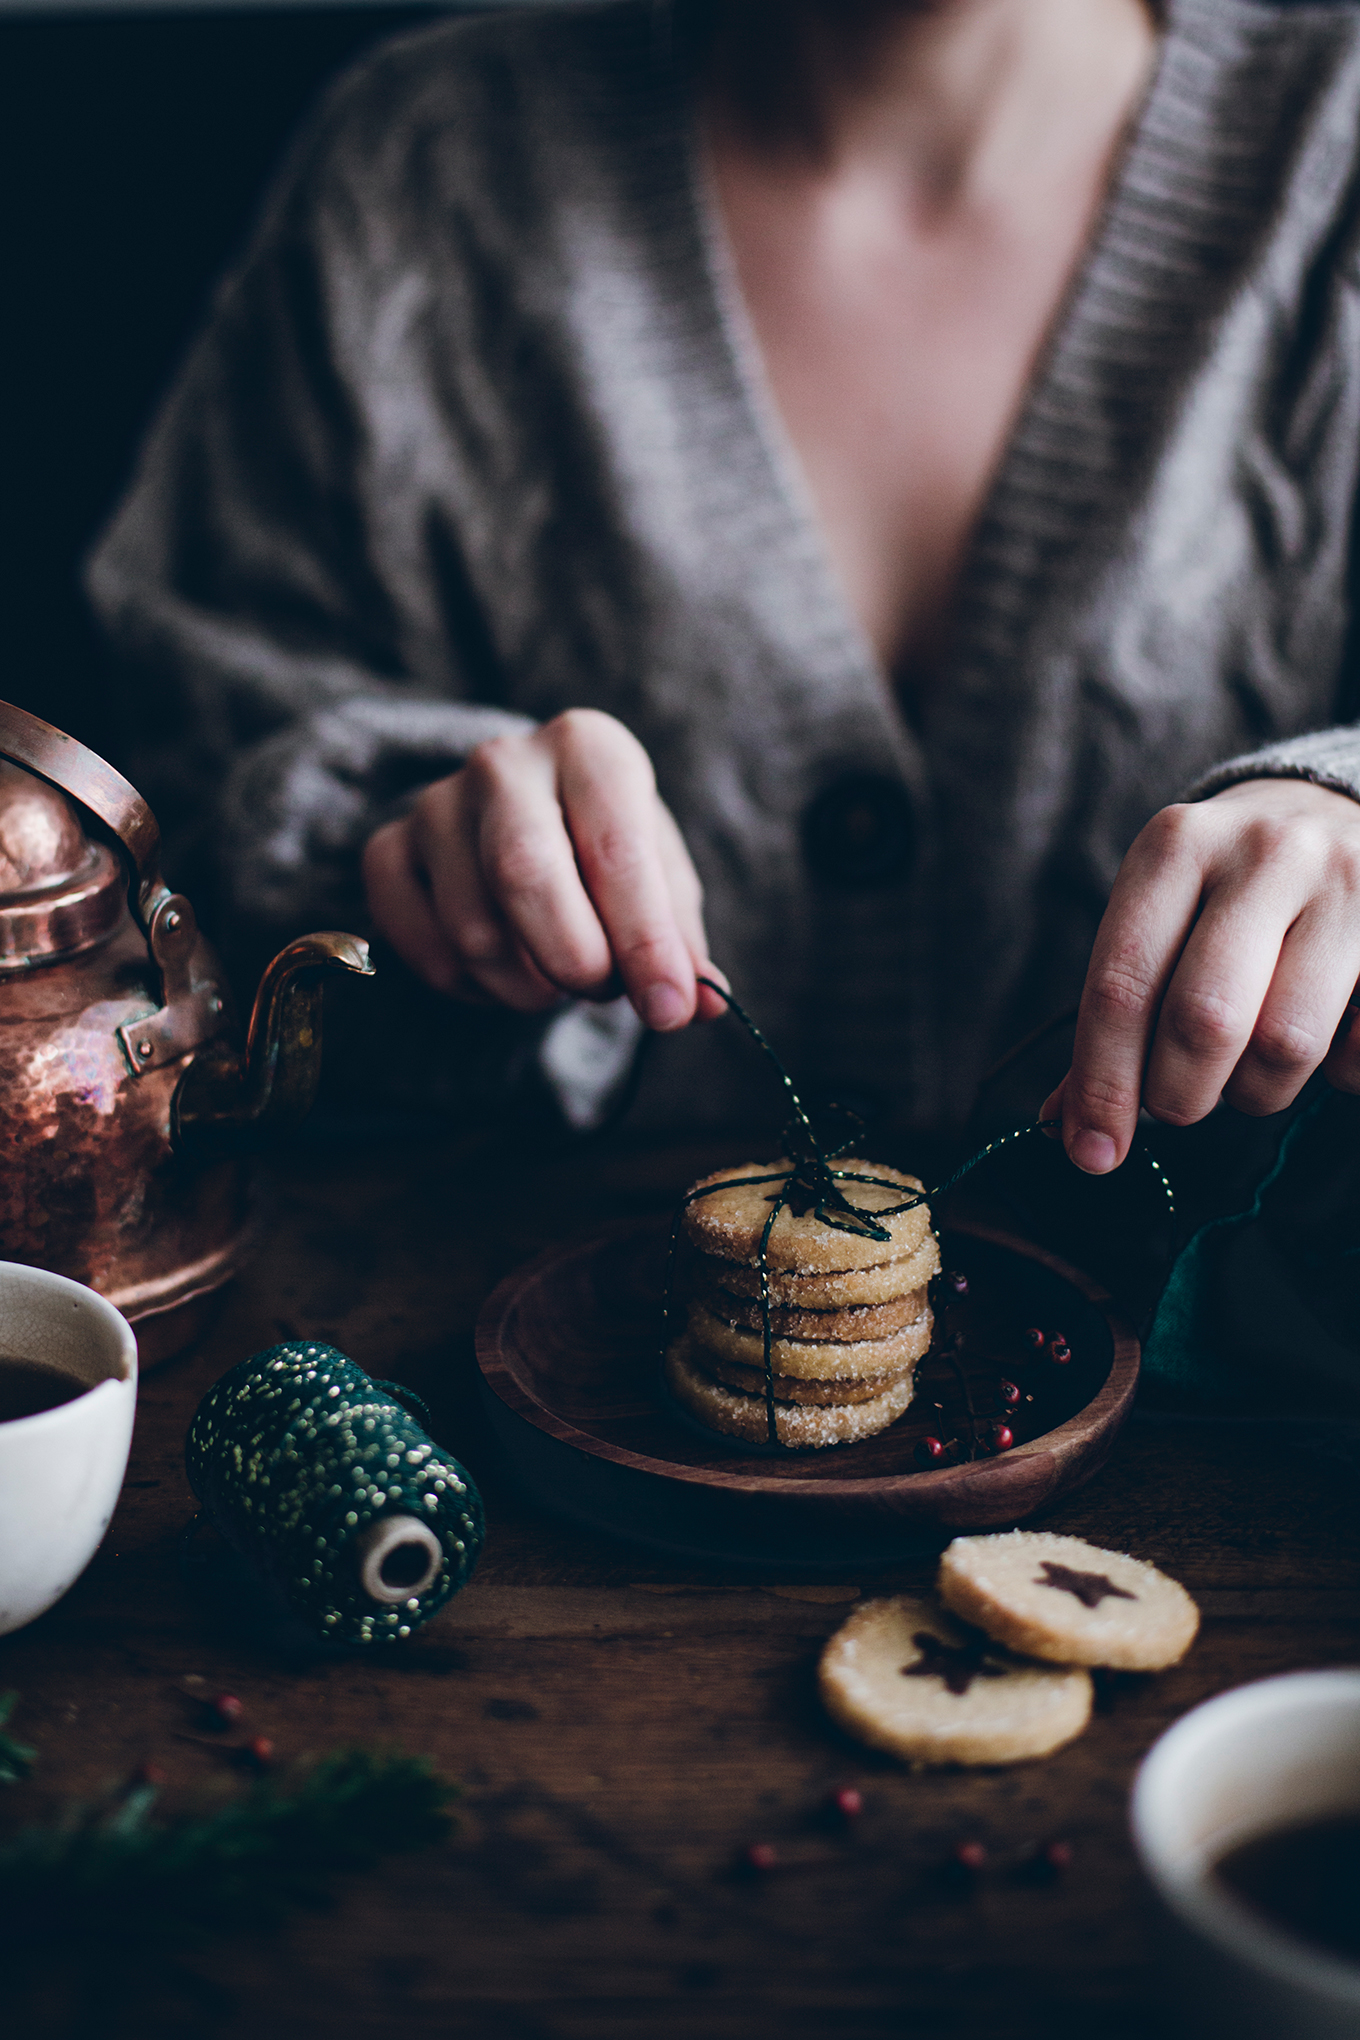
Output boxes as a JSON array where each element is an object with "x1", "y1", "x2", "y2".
[{"x1": 705, "y1": 103, "x2": 1146, "y2": 693}]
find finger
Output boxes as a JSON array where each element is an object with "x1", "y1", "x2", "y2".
[
  {"x1": 1222, "y1": 903, "x2": 1360, "y2": 1115},
  {"x1": 654, "y1": 805, "x2": 728, "y2": 1021},
  {"x1": 1141, "y1": 877, "x2": 1295, "y2": 1130},
  {"x1": 654, "y1": 802, "x2": 706, "y2": 957},
  {"x1": 413, "y1": 774, "x2": 565, "y2": 1012},
  {"x1": 1038, "y1": 1076, "x2": 1066, "y2": 1135},
  {"x1": 1062, "y1": 809, "x2": 1208, "y2": 1172},
  {"x1": 445, "y1": 743, "x2": 614, "y2": 1003},
  {"x1": 556, "y1": 721, "x2": 701, "y2": 1031},
  {"x1": 1322, "y1": 996, "x2": 1360, "y2": 1094},
  {"x1": 362, "y1": 819, "x2": 462, "y2": 996}
]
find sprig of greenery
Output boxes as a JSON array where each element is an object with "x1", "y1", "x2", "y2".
[
  {"x1": 0, "y1": 1748, "x2": 455, "y2": 1953},
  {"x1": 0, "y1": 1692, "x2": 35, "y2": 1785}
]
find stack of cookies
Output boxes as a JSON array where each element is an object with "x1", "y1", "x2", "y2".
[{"x1": 663, "y1": 1158, "x2": 938, "y2": 1449}]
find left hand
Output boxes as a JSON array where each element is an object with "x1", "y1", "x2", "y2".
[{"x1": 1042, "y1": 778, "x2": 1360, "y2": 1173}]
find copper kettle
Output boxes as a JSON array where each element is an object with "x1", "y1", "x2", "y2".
[{"x1": 0, "y1": 701, "x2": 374, "y2": 1362}]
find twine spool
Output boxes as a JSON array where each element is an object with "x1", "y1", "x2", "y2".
[{"x1": 185, "y1": 1341, "x2": 484, "y2": 1645}]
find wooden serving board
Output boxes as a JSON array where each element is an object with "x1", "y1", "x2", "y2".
[{"x1": 475, "y1": 1219, "x2": 1139, "y2": 1573}]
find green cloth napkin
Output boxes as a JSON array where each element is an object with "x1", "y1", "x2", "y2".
[{"x1": 1141, "y1": 1090, "x2": 1360, "y2": 1405}]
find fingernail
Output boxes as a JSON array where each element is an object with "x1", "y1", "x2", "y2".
[
  {"x1": 1068, "y1": 1128, "x2": 1117, "y2": 1175},
  {"x1": 642, "y1": 983, "x2": 689, "y2": 1031}
]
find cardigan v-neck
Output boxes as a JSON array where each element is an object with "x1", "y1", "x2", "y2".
[
  {"x1": 88, "y1": 0, "x2": 1360, "y2": 1132},
  {"x1": 683, "y1": 2, "x2": 1169, "y2": 730}
]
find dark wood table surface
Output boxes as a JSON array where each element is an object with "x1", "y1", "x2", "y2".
[{"x1": 4, "y1": 1131, "x2": 1358, "y2": 2040}]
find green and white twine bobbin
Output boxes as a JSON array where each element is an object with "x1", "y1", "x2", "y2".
[{"x1": 186, "y1": 1342, "x2": 484, "y2": 1646}]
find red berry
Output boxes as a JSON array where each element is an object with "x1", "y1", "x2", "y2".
[
  {"x1": 954, "y1": 1840, "x2": 987, "y2": 1872},
  {"x1": 239, "y1": 1735, "x2": 274, "y2": 1771},
  {"x1": 915, "y1": 1436, "x2": 945, "y2": 1467},
  {"x1": 998, "y1": 1380, "x2": 1020, "y2": 1408},
  {"x1": 745, "y1": 1842, "x2": 778, "y2": 1873},
  {"x1": 132, "y1": 1761, "x2": 166, "y2": 1788},
  {"x1": 992, "y1": 1425, "x2": 1014, "y2": 1451},
  {"x1": 831, "y1": 1787, "x2": 863, "y2": 1821},
  {"x1": 206, "y1": 1692, "x2": 243, "y2": 1728},
  {"x1": 1024, "y1": 1326, "x2": 1045, "y2": 1349},
  {"x1": 1048, "y1": 1338, "x2": 1071, "y2": 1365},
  {"x1": 1044, "y1": 1839, "x2": 1073, "y2": 1873}
]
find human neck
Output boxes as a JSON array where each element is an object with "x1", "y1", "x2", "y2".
[{"x1": 707, "y1": 0, "x2": 1159, "y2": 219}]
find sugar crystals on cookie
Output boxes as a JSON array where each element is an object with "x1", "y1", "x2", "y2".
[
  {"x1": 668, "y1": 1157, "x2": 935, "y2": 1450},
  {"x1": 818, "y1": 1594, "x2": 1093, "y2": 1767},
  {"x1": 937, "y1": 1530, "x2": 1200, "y2": 1671}
]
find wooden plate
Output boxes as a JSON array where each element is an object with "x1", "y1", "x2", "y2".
[{"x1": 475, "y1": 1219, "x2": 1139, "y2": 1573}]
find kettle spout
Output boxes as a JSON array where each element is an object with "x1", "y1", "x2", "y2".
[{"x1": 172, "y1": 932, "x2": 374, "y2": 1155}]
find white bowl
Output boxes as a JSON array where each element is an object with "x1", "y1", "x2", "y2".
[
  {"x1": 1132, "y1": 1671, "x2": 1360, "y2": 2040},
  {"x1": 0, "y1": 1260, "x2": 138, "y2": 1637}
]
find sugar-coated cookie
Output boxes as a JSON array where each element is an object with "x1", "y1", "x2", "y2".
[
  {"x1": 707, "y1": 1232, "x2": 940, "y2": 1308},
  {"x1": 937, "y1": 1532, "x2": 1200, "y2": 1671},
  {"x1": 695, "y1": 1270, "x2": 929, "y2": 1342},
  {"x1": 664, "y1": 1338, "x2": 916, "y2": 1448},
  {"x1": 698, "y1": 1348, "x2": 912, "y2": 1407},
  {"x1": 819, "y1": 1594, "x2": 1093, "y2": 1767},
  {"x1": 688, "y1": 1299, "x2": 932, "y2": 1379},
  {"x1": 682, "y1": 1160, "x2": 931, "y2": 1273}
]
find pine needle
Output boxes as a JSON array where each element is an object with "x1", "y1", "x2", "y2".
[
  {"x1": 0, "y1": 1748, "x2": 455, "y2": 1954},
  {"x1": 0, "y1": 1692, "x2": 35, "y2": 1786}
]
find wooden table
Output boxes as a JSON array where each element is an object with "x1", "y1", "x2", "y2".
[{"x1": 4, "y1": 1131, "x2": 1358, "y2": 2040}]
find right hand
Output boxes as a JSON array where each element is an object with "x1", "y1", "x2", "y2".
[{"x1": 361, "y1": 708, "x2": 728, "y2": 1030}]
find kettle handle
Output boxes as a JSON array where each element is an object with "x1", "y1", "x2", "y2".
[{"x1": 0, "y1": 699, "x2": 169, "y2": 933}]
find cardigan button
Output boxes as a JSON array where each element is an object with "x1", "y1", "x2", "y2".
[{"x1": 801, "y1": 773, "x2": 914, "y2": 890}]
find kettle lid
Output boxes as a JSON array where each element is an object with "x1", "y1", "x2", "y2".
[{"x1": 0, "y1": 761, "x2": 123, "y2": 970}]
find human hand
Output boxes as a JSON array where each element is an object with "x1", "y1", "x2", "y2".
[
  {"x1": 1042, "y1": 779, "x2": 1360, "y2": 1172},
  {"x1": 361, "y1": 708, "x2": 728, "y2": 1029}
]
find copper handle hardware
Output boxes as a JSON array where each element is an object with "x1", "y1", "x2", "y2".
[
  {"x1": 0, "y1": 699, "x2": 170, "y2": 934},
  {"x1": 0, "y1": 699, "x2": 231, "y2": 1073},
  {"x1": 0, "y1": 701, "x2": 374, "y2": 1105}
]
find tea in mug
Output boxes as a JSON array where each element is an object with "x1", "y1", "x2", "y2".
[
  {"x1": 1215, "y1": 1815, "x2": 1360, "y2": 1966},
  {"x1": 0, "y1": 1356, "x2": 89, "y2": 1423}
]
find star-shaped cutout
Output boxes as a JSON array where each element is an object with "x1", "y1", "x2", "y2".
[
  {"x1": 1035, "y1": 1562, "x2": 1137, "y2": 1610},
  {"x1": 900, "y1": 1631, "x2": 1007, "y2": 1696}
]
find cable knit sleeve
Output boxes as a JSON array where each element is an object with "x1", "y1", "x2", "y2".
[
  {"x1": 1185, "y1": 724, "x2": 1360, "y2": 809},
  {"x1": 83, "y1": 40, "x2": 535, "y2": 951}
]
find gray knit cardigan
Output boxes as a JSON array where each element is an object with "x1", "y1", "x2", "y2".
[{"x1": 87, "y1": 0, "x2": 1360, "y2": 1133}]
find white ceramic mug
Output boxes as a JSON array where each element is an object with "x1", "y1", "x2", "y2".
[
  {"x1": 0, "y1": 1260, "x2": 138, "y2": 1637},
  {"x1": 1132, "y1": 1670, "x2": 1360, "y2": 2040}
]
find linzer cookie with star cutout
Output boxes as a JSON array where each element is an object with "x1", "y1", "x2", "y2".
[
  {"x1": 667, "y1": 1158, "x2": 936, "y2": 1448},
  {"x1": 937, "y1": 1531, "x2": 1200, "y2": 1671},
  {"x1": 818, "y1": 1594, "x2": 1093, "y2": 1766}
]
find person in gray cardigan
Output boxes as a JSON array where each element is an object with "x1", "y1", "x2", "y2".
[{"x1": 87, "y1": 0, "x2": 1360, "y2": 1159}]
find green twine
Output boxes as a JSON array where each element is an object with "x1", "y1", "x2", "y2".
[{"x1": 185, "y1": 1343, "x2": 484, "y2": 1646}]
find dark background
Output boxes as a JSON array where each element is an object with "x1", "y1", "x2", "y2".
[{"x1": 1, "y1": 2, "x2": 467, "y2": 763}]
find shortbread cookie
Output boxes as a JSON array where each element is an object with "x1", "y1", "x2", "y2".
[
  {"x1": 707, "y1": 1231, "x2": 940, "y2": 1308},
  {"x1": 695, "y1": 1271, "x2": 929, "y2": 1342},
  {"x1": 696, "y1": 1348, "x2": 912, "y2": 1407},
  {"x1": 683, "y1": 1160, "x2": 931, "y2": 1273},
  {"x1": 819, "y1": 1594, "x2": 1093, "y2": 1767},
  {"x1": 665, "y1": 1339, "x2": 915, "y2": 1448},
  {"x1": 937, "y1": 1532, "x2": 1200, "y2": 1672},
  {"x1": 688, "y1": 1299, "x2": 932, "y2": 1379}
]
